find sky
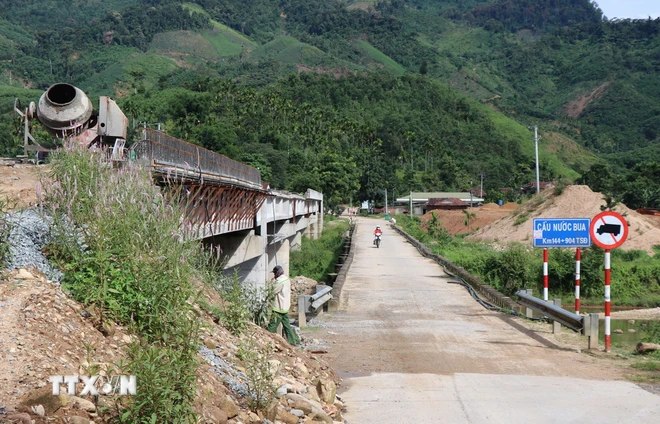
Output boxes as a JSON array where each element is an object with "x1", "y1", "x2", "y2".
[{"x1": 595, "y1": 0, "x2": 660, "y2": 20}]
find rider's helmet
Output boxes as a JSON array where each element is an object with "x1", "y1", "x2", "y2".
[{"x1": 376, "y1": 225, "x2": 381, "y2": 229}]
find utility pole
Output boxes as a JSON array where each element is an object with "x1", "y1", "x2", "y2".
[
  {"x1": 470, "y1": 180, "x2": 473, "y2": 207},
  {"x1": 384, "y1": 189, "x2": 388, "y2": 215},
  {"x1": 534, "y1": 126, "x2": 540, "y2": 194},
  {"x1": 409, "y1": 190, "x2": 413, "y2": 217},
  {"x1": 480, "y1": 173, "x2": 484, "y2": 199}
]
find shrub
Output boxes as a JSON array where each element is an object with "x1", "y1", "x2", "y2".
[
  {"x1": 553, "y1": 178, "x2": 572, "y2": 195},
  {"x1": 643, "y1": 321, "x2": 660, "y2": 344},
  {"x1": 484, "y1": 244, "x2": 535, "y2": 295},
  {"x1": 210, "y1": 272, "x2": 275, "y2": 334},
  {"x1": 290, "y1": 218, "x2": 349, "y2": 282},
  {"x1": 0, "y1": 194, "x2": 12, "y2": 269},
  {"x1": 42, "y1": 145, "x2": 208, "y2": 423},
  {"x1": 237, "y1": 334, "x2": 276, "y2": 412}
]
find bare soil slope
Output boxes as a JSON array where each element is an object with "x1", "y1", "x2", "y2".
[
  {"x1": 0, "y1": 162, "x2": 44, "y2": 209},
  {"x1": 420, "y1": 202, "x2": 518, "y2": 235},
  {"x1": 467, "y1": 185, "x2": 660, "y2": 255}
]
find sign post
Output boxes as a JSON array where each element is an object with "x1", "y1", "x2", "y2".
[
  {"x1": 543, "y1": 248, "x2": 548, "y2": 301},
  {"x1": 533, "y1": 218, "x2": 591, "y2": 302},
  {"x1": 589, "y1": 211, "x2": 629, "y2": 352},
  {"x1": 575, "y1": 248, "x2": 581, "y2": 315}
]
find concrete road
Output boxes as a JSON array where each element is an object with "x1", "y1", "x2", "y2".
[{"x1": 305, "y1": 218, "x2": 660, "y2": 424}]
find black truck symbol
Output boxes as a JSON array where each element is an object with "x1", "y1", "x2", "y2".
[{"x1": 597, "y1": 223, "x2": 621, "y2": 236}]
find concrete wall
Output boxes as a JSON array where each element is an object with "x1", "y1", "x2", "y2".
[{"x1": 204, "y1": 188, "x2": 323, "y2": 288}]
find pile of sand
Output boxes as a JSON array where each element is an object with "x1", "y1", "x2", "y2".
[{"x1": 467, "y1": 185, "x2": 660, "y2": 255}]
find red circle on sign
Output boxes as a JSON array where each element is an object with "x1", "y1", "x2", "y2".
[{"x1": 589, "y1": 211, "x2": 629, "y2": 249}]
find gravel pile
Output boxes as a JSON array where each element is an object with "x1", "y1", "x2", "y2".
[
  {"x1": 3, "y1": 208, "x2": 63, "y2": 282},
  {"x1": 199, "y1": 345, "x2": 249, "y2": 397}
]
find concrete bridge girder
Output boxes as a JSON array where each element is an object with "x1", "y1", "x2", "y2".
[{"x1": 203, "y1": 189, "x2": 323, "y2": 289}]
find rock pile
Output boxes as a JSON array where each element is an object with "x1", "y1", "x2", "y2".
[{"x1": 4, "y1": 209, "x2": 62, "y2": 282}]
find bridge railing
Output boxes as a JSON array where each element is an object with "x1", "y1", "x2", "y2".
[{"x1": 133, "y1": 129, "x2": 261, "y2": 188}]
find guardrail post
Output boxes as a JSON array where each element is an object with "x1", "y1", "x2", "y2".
[
  {"x1": 583, "y1": 313, "x2": 600, "y2": 350},
  {"x1": 525, "y1": 289, "x2": 534, "y2": 318},
  {"x1": 553, "y1": 298, "x2": 561, "y2": 333},
  {"x1": 588, "y1": 313, "x2": 599, "y2": 350},
  {"x1": 298, "y1": 295, "x2": 307, "y2": 328}
]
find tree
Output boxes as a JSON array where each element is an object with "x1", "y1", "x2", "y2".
[
  {"x1": 427, "y1": 212, "x2": 452, "y2": 244},
  {"x1": 419, "y1": 60, "x2": 428, "y2": 75},
  {"x1": 463, "y1": 209, "x2": 477, "y2": 231}
]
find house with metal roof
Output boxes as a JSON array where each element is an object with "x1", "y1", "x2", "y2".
[
  {"x1": 425, "y1": 197, "x2": 470, "y2": 212},
  {"x1": 395, "y1": 192, "x2": 485, "y2": 207}
]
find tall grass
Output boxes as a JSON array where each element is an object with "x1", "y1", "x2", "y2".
[
  {"x1": 290, "y1": 218, "x2": 350, "y2": 282},
  {"x1": 0, "y1": 194, "x2": 12, "y2": 269},
  {"x1": 42, "y1": 144, "x2": 212, "y2": 423}
]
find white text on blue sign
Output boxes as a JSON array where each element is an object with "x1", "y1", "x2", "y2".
[{"x1": 532, "y1": 218, "x2": 591, "y2": 248}]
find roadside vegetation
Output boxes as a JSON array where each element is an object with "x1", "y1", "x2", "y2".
[
  {"x1": 290, "y1": 215, "x2": 350, "y2": 283},
  {"x1": 0, "y1": 194, "x2": 11, "y2": 269},
  {"x1": 41, "y1": 145, "x2": 219, "y2": 423},
  {"x1": 631, "y1": 321, "x2": 660, "y2": 384},
  {"x1": 396, "y1": 214, "x2": 660, "y2": 308}
]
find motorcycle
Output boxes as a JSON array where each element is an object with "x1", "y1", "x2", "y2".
[{"x1": 374, "y1": 234, "x2": 381, "y2": 248}]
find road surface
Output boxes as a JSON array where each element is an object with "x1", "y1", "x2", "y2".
[{"x1": 305, "y1": 217, "x2": 660, "y2": 423}]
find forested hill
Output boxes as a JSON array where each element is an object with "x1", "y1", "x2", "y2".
[{"x1": 2, "y1": 0, "x2": 660, "y2": 209}]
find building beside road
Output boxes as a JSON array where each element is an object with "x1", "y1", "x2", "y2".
[{"x1": 394, "y1": 192, "x2": 485, "y2": 215}]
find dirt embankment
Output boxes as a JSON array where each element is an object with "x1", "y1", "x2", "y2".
[
  {"x1": 0, "y1": 161, "x2": 44, "y2": 209},
  {"x1": 420, "y1": 202, "x2": 518, "y2": 236},
  {"x1": 0, "y1": 268, "x2": 344, "y2": 424}
]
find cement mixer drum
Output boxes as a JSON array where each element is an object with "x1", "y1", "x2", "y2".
[{"x1": 36, "y1": 83, "x2": 94, "y2": 137}]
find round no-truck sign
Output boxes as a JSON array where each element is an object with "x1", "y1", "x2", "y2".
[{"x1": 589, "y1": 211, "x2": 628, "y2": 249}]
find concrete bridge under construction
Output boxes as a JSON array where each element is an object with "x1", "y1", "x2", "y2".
[
  {"x1": 132, "y1": 129, "x2": 323, "y2": 287},
  {"x1": 18, "y1": 82, "x2": 323, "y2": 288}
]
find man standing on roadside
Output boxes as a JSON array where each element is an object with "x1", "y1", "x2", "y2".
[{"x1": 267, "y1": 265, "x2": 300, "y2": 346}]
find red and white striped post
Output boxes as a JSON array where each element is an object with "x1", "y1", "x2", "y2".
[
  {"x1": 575, "y1": 248, "x2": 581, "y2": 315},
  {"x1": 604, "y1": 249, "x2": 611, "y2": 352},
  {"x1": 590, "y1": 211, "x2": 628, "y2": 353},
  {"x1": 543, "y1": 248, "x2": 549, "y2": 301}
]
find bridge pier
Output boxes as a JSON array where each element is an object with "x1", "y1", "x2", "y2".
[{"x1": 267, "y1": 238, "x2": 290, "y2": 280}]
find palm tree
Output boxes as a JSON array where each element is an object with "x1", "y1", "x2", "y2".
[{"x1": 463, "y1": 209, "x2": 477, "y2": 231}]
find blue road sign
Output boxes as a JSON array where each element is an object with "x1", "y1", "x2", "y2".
[{"x1": 532, "y1": 218, "x2": 591, "y2": 248}]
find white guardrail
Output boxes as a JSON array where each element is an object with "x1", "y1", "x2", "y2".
[
  {"x1": 298, "y1": 285, "x2": 333, "y2": 328},
  {"x1": 516, "y1": 289, "x2": 600, "y2": 349}
]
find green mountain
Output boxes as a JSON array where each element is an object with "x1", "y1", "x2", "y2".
[{"x1": 1, "y1": 0, "x2": 660, "y2": 208}]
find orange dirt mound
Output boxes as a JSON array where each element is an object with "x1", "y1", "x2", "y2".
[
  {"x1": 500, "y1": 202, "x2": 520, "y2": 210},
  {"x1": 421, "y1": 206, "x2": 511, "y2": 236}
]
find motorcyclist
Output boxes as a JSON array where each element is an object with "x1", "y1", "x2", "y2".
[{"x1": 373, "y1": 225, "x2": 382, "y2": 245}]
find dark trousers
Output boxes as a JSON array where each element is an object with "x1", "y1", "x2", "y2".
[{"x1": 267, "y1": 311, "x2": 300, "y2": 345}]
